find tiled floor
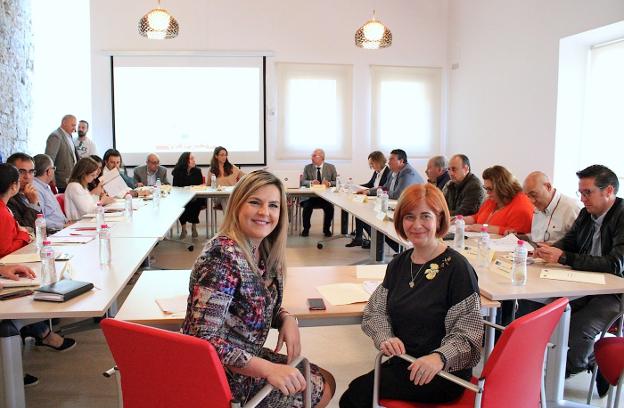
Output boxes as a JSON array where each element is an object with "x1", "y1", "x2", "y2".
[{"x1": 22, "y1": 214, "x2": 611, "y2": 407}]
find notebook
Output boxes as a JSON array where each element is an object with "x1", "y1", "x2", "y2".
[
  {"x1": 33, "y1": 280, "x2": 94, "y2": 302},
  {"x1": 0, "y1": 276, "x2": 41, "y2": 288}
]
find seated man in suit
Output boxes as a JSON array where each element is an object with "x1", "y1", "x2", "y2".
[
  {"x1": 133, "y1": 153, "x2": 170, "y2": 187},
  {"x1": 425, "y1": 155, "x2": 450, "y2": 189},
  {"x1": 44, "y1": 114, "x2": 79, "y2": 192},
  {"x1": 300, "y1": 148, "x2": 337, "y2": 237},
  {"x1": 6, "y1": 153, "x2": 41, "y2": 231},
  {"x1": 442, "y1": 154, "x2": 484, "y2": 216},
  {"x1": 530, "y1": 165, "x2": 623, "y2": 386},
  {"x1": 523, "y1": 171, "x2": 580, "y2": 245},
  {"x1": 32, "y1": 154, "x2": 69, "y2": 233}
]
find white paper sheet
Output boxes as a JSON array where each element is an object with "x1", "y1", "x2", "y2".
[
  {"x1": 0, "y1": 253, "x2": 40, "y2": 264},
  {"x1": 99, "y1": 168, "x2": 131, "y2": 198},
  {"x1": 0, "y1": 276, "x2": 41, "y2": 287},
  {"x1": 316, "y1": 283, "x2": 371, "y2": 306},
  {"x1": 48, "y1": 236, "x2": 95, "y2": 245},
  {"x1": 155, "y1": 295, "x2": 188, "y2": 314},
  {"x1": 489, "y1": 234, "x2": 535, "y2": 252},
  {"x1": 540, "y1": 269, "x2": 606, "y2": 285},
  {"x1": 362, "y1": 280, "x2": 382, "y2": 294}
]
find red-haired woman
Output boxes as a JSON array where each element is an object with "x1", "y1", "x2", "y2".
[{"x1": 340, "y1": 183, "x2": 483, "y2": 407}]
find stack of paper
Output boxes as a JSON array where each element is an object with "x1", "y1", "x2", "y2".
[
  {"x1": 99, "y1": 168, "x2": 131, "y2": 198},
  {"x1": 0, "y1": 253, "x2": 40, "y2": 264},
  {"x1": 540, "y1": 269, "x2": 605, "y2": 285},
  {"x1": 362, "y1": 281, "x2": 382, "y2": 294},
  {"x1": 489, "y1": 234, "x2": 535, "y2": 252},
  {"x1": 0, "y1": 276, "x2": 41, "y2": 287},
  {"x1": 316, "y1": 283, "x2": 370, "y2": 306}
]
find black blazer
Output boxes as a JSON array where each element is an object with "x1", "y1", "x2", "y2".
[{"x1": 362, "y1": 166, "x2": 391, "y2": 195}]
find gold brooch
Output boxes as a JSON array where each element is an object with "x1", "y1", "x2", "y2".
[{"x1": 425, "y1": 263, "x2": 440, "y2": 280}]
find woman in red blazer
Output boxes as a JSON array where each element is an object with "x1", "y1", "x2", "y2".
[
  {"x1": 464, "y1": 165, "x2": 534, "y2": 235},
  {"x1": 0, "y1": 163, "x2": 32, "y2": 257}
]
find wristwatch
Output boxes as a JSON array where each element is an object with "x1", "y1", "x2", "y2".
[{"x1": 557, "y1": 253, "x2": 567, "y2": 265}]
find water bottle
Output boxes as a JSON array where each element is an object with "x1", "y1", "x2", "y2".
[
  {"x1": 153, "y1": 178, "x2": 161, "y2": 208},
  {"x1": 40, "y1": 240, "x2": 57, "y2": 285},
  {"x1": 380, "y1": 191, "x2": 389, "y2": 214},
  {"x1": 511, "y1": 240, "x2": 528, "y2": 286},
  {"x1": 477, "y1": 225, "x2": 491, "y2": 267},
  {"x1": 454, "y1": 215, "x2": 465, "y2": 252},
  {"x1": 99, "y1": 224, "x2": 111, "y2": 265},
  {"x1": 124, "y1": 193, "x2": 133, "y2": 220},
  {"x1": 374, "y1": 187, "x2": 383, "y2": 212},
  {"x1": 210, "y1": 174, "x2": 217, "y2": 189},
  {"x1": 35, "y1": 214, "x2": 47, "y2": 250},
  {"x1": 95, "y1": 201, "x2": 104, "y2": 232},
  {"x1": 346, "y1": 177, "x2": 353, "y2": 194},
  {"x1": 336, "y1": 175, "x2": 342, "y2": 192}
]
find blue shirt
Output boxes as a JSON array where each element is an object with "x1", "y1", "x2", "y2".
[{"x1": 33, "y1": 177, "x2": 67, "y2": 230}]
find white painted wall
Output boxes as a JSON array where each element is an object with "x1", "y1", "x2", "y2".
[
  {"x1": 89, "y1": 0, "x2": 449, "y2": 180},
  {"x1": 446, "y1": 0, "x2": 624, "y2": 187}
]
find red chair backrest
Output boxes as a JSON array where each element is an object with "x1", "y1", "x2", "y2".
[
  {"x1": 55, "y1": 194, "x2": 65, "y2": 216},
  {"x1": 100, "y1": 318, "x2": 233, "y2": 408},
  {"x1": 595, "y1": 337, "x2": 624, "y2": 386},
  {"x1": 479, "y1": 297, "x2": 568, "y2": 408},
  {"x1": 49, "y1": 180, "x2": 58, "y2": 195}
]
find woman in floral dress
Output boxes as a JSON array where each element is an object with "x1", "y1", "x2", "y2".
[{"x1": 183, "y1": 170, "x2": 335, "y2": 407}]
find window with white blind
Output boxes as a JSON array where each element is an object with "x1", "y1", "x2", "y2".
[
  {"x1": 276, "y1": 63, "x2": 352, "y2": 160},
  {"x1": 371, "y1": 66, "x2": 442, "y2": 157},
  {"x1": 580, "y1": 39, "x2": 624, "y2": 177}
]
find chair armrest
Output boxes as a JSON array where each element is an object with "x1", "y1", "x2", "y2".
[
  {"x1": 483, "y1": 320, "x2": 506, "y2": 332},
  {"x1": 372, "y1": 352, "x2": 481, "y2": 408},
  {"x1": 242, "y1": 355, "x2": 312, "y2": 408}
]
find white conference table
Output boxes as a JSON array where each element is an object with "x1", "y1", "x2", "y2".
[
  {"x1": 469, "y1": 253, "x2": 624, "y2": 408},
  {"x1": 114, "y1": 265, "x2": 500, "y2": 329},
  {"x1": 53, "y1": 188, "x2": 192, "y2": 239},
  {"x1": 0, "y1": 237, "x2": 157, "y2": 408}
]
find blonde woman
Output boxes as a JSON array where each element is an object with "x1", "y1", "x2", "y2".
[{"x1": 182, "y1": 170, "x2": 335, "y2": 407}]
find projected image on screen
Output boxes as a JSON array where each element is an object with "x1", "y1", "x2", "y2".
[{"x1": 112, "y1": 56, "x2": 265, "y2": 166}]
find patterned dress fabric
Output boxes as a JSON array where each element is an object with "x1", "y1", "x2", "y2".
[{"x1": 182, "y1": 236, "x2": 325, "y2": 407}]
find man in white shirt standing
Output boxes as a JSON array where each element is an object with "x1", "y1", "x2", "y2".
[
  {"x1": 523, "y1": 171, "x2": 580, "y2": 244},
  {"x1": 73, "y1": 120, "x2": 97, "y2": 159}
]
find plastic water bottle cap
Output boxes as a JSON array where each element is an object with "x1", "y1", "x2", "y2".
[
  {"x1": 456, "y1": 215, "x2": 463, "y2": 220},
  {"x1": 42, "y1": 240, "x2": 51, "y2": 245},
  {"x1": 480, "y1": 226, "x2": 488, "y2": 232},
  {"x1": 97, "y1": 201, "x2": 102, "y2": 206},
  {"x1": 126, "y1": 193, "x2": 132, "y2": 198},
  {"x1": 36, "y1": 214, "x2": 43, "y2": 218},
  {"x1": 101, "y1": 224, "x2": 109, "y2": 229},
  {"x1": 517, "y1": 240, "x2": 524, "y2": 245}
]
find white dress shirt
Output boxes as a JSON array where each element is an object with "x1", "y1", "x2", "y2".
[{"x1": 530, "y1": 190, "x2": 581, "y2": 244}]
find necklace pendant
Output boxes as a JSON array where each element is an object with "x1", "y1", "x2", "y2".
[{"x1": 409, "y1": 281, "x2": 415, "y2": 288}]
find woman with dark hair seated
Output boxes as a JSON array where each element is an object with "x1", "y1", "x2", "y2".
[
  {"x1": 87, "y1": 154, "x2": 103, "y2": 192},
  {"x1": 340, "y1": 184, "x2": 482, "y2": 407},
  {"x1": 464, "y1": 165, "x2": 533, "y2": 235},
  {"x1": 172, "y1": 152, "x2": 203, "y2": 239},
  {"x1": 64, "y1": 157, "x2": 114, "y2": 221}
]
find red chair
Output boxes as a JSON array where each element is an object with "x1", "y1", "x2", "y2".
[
  {"x1": 373, "y1": 297, "x2": 569, "y2": 408},
  {"x1": 55, "y1": 193, "x2": 65, "y2": 216},
  {"x1": 594, "y1": 337, "x2": 624, "y2": 408},
  {"x1": 100, "y1": 318, "x2": 311, "y2": 408}
]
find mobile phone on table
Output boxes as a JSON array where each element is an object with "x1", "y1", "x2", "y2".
[
  {"x1": 307, "y1": 298, "x2": 326, "y2": 310},
  {"x1": 0, "y1": 289, "x2": 34, "y2": 301}
]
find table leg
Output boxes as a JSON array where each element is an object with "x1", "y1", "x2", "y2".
[
  {"x1": 370, "y1": 228, "x2": 385, "y2": 263},
  {"x1": 340, "y1": 210, "x2": 349, "y2": 235},
  {"x1": 204, "y1": 197, "x2": 209, "y2": 238},
  {"x1": 484, "y1": 307, "x2": 496, "y2": 362},
  {"x1": 0, "y1": 321, "x2": 25, "y2": 408},
  {"x1": 544, "y1": 304, "x2": 591, "y2": 407}
]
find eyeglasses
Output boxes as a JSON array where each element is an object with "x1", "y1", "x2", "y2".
[
  {"x1": 576, "y1": 188, "x2": 603, "y2": 198},
  {"x1": 17, "y1": 169, "x2": 36, "y2": 176}
]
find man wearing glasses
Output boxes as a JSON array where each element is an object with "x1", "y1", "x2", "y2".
[
  {"x1": 532, "y1": 165, "x2": 624, "y2": 382},
  {"x1": 522, "y1": 171, "x2": 580, "y2": 244},
  {"x1": 133, "y1": 153, "x2": 170, "y2": 187},
  {"x1": 5, "y1": 153, "x2": 42, "y2": 232},
  {"x1": 32, "y1": 154, "x2": 68, "y2": 232}
]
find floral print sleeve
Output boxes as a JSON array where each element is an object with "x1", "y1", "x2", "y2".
[{"x1": 182, "y1": 237, "x2": 254, "y2": 368}]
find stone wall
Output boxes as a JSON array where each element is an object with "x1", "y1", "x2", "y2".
[{"x1": 0, "y1": 0, "x2": 33, "y2": 161}]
